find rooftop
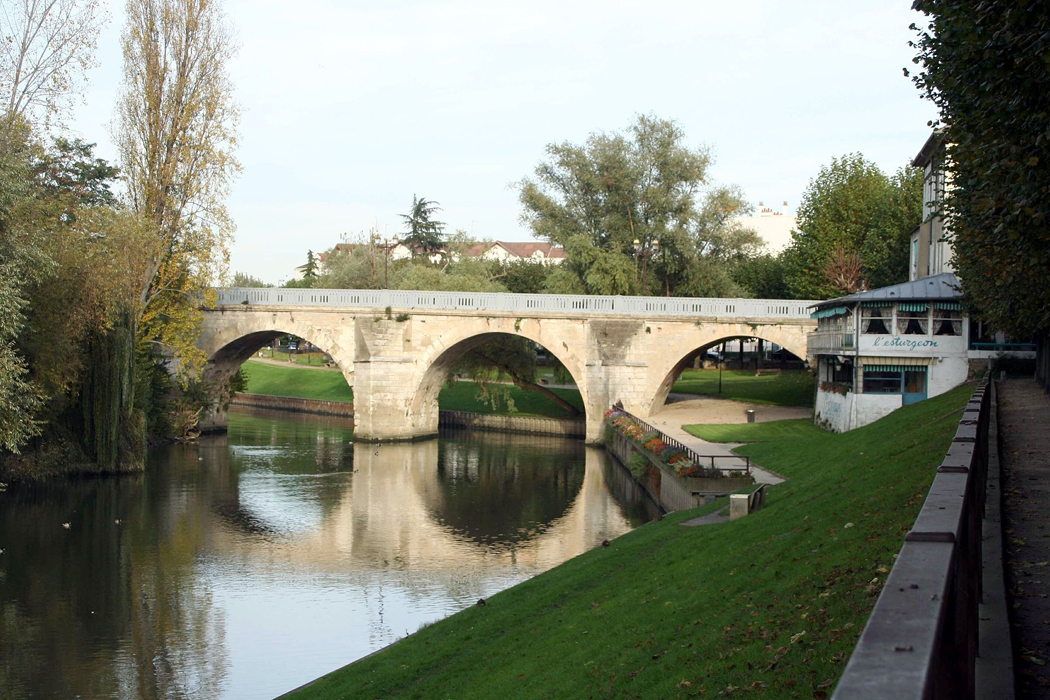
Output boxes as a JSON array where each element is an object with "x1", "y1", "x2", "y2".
[{"x1": 811, "y1": 273, "x2": 961, "y2": 309}]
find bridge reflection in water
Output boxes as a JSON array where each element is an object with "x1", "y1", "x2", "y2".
[{"x1": 0, "y1": 407, "x2": 655, "y2": 700}]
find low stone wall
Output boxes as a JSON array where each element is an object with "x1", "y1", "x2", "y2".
[
  {"x1": 438, "y1": 410, "x2": 585, "y2": 438},
  {"x1": 604, "y1": 426, "x2": 753, "y2": 513},
  {"x1": 230, "y1": 393, "x2": 355, "y2": 420}
]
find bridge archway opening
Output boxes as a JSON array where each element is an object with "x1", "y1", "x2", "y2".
[
  {"x1": 651, "y1": 335, "x2": 808, "y2": 411},
  {"x1": 200, "y1": 329, "x2": 354, "y2": 432},
  {"x1": 411, "y1": 332, "x2": 588, "y2": 432}
]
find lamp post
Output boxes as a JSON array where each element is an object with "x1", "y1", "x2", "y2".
[
  {"x1": 719, "y1": 341, "x2": 726, "y2": 394},
  {"x1": 382, "y1": 235, "x2": 398, "y2": 289},
  {"x1": 633, "y1": 238, "x2": 659, "y2": 292}
]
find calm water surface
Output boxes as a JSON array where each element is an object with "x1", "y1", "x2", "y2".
[{"x1": 0, "y1": 408, "x2": 655, "y2": 699}]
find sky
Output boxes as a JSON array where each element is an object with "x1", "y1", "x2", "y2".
[{"x1": 67, "y1": 0, "x2": 938, "y2": 285}]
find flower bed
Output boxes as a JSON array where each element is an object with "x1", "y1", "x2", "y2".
[{"x1": 605, "y1": 409, "x2": 748, "y2": 480}]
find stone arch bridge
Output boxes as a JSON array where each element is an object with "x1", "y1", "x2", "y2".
[{"x1": 199, "y1": 288, "x2": 817, "y2": 443}]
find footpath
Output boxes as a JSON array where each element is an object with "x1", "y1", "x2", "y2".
[
  {"x1": 999, "y1": 379, "x2": 1050, "y2": 697},
  {"x1": 650, "y1": 396, "x2": 807, "y2": 486}
]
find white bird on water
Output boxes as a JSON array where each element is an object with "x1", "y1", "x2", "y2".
[{"x1": 62, "y1": 523, "x2": 70, "y2": 530}]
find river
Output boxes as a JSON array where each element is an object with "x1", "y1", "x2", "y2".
[{"x1": 0, "y1": 407, "x2": 657, "y2": 699}]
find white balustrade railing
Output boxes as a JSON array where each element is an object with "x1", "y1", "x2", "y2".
[{"x1": 214, "y1": 288, "x2": 818, "y2": 320}]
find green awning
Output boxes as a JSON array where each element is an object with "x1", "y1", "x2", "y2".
[
  {"x1": 811, "y1": 305, "x2": 849, "y2": 319},
  {"x1": 898, "y1": 302, "x2": 929, "y2": 312},
  {"x1": 935, "y1": 301, "x2": 963, "y2": 310},
  {"x1": 863, "y1": 365, "x2": 927, "y2": 373},
  {"x1": 861, "y1": 301, "x2": 893, "y2": 308}
]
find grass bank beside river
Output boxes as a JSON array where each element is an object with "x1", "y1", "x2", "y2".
[{"x1": 286, "y1": 383, "x2": 972, "y2": 700}]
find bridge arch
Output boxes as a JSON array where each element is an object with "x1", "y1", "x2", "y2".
[
  {"x1": 641, "y1": 324, "x2": 811, "y2": 416},
  {"x1": 196, "y1": 310, "x2": 357, "y2": 431},
  {"x1": 406, "y1": 317, "x2": 593, "y2": 440}
]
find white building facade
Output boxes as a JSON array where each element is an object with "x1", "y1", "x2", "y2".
[{"x1": 809, "y1": 132, "x2": 1034, "y2": 432}]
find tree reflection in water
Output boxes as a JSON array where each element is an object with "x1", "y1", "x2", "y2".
[
  {"x1": 0, "y1": 408, "x2": 647, "y2": 699},
  {"x1": 429, "y1": 431, "x2": 585, "y2": 548}
]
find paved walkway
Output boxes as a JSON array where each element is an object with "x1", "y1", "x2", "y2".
[
  {"x1": 999, "y1": 379, "x2": 1050, "y2": 697},
  {"x1": 650, "y1": 397, "x2": 810, "y2": 486}
]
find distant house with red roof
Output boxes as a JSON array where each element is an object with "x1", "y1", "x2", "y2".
[{"x1": 463, "y1": 241, "x2": 566, "y2": 265}]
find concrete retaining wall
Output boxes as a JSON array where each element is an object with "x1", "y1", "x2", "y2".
[
  {"x1": 230, "y1": 395, "x2": 582, "y2": 439},
  {"x1": 230, "y1": 393, "x2": 355, "y2": 419},
  {"x1": 437, "y1": 410, "x2": 585, "y2": 438},
  {"x1": 605, "y1": 431, "x2": 704, "y2": 512}
]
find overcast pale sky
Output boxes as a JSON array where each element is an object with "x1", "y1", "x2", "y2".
[{"x1": 67, "y1": 0, "x2": 937, "y2": 284}]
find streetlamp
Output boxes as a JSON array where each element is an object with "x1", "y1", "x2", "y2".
[
  {"x1": 633, "y1": 238, "x2": 659, "y2": 292},
  {"x1": 382, "y1": 235, "x2": 399, "y2": 289}
]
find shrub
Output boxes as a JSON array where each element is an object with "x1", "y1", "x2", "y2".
[{"x1": 628, "y1": 452, "x2": 649, "y2": 479}]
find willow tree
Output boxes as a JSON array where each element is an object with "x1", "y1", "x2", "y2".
[
  {"x1": 116, "y1": 0, "x2": 240, "y2": 383},
  {"x1": 518, "y1": 115, "x2": 758, "y2": 297}
]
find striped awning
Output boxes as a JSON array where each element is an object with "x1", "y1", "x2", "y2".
[
  {"x1": 935, "y1": 301, "x2": 963, "y2": 310},
  {"x1": 859, "y1": 356, "x2": 931, "y2": 367},
  {"x1": 898, "y1": 302, "x2": 929, "y2": 312},
  {"x1": 811, "y1": 305, "x2": 849, "y2": 319},
  {"x1": 863, "y1": 365, "x2": 927, "y2": 373},
  {"x1": 861, "y1": 301, "x2": 893, "y2": 308}
]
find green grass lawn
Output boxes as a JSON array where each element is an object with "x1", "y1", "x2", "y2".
[
  {"x1": 241, "y1": 361, "x2": 584, "y2": 418},
  {"x1": 287, "y1": 383, "x2": 973, "y2": 700},
  {"x1": 684, "y1": 418, "x2": 824, "y2": 443},
  {"x1": 437, "y1": 380, "x2": 583, "y2": 418},
  {"x1": 671, "y1": 369, "x2": 815, "y2": 407},
  {"x1": 241, "y1": 361, "x2": 354, "y2": 402}
]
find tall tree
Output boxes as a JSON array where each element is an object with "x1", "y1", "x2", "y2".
[
  {"x1": 519, "y1": 115, "x2": 757, "y2": 297},
  {"x1": 400, "y1": 195, "x2": 445, "y2": 255},
  {"x1": 910, "y1": 1, "x2": 1050, "y2": 341},
  {"x1": 0, "y1": 115, "x2": 46, "y2": 451},
  {"x1": 116, "y1": 0, "x2": 240, "y2": 381},
  {"x1": 303, "y1": 249, "x2": 318, "y2": 279},
  {"x1": 782, "y1": 154, "x2": 922, "y2": 299},
  {"x1": 0, "y1": 0, "x2": 104, "y2": 124}
]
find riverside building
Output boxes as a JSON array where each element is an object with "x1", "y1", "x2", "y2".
[{"x1": 807, "y1": 133, "x2": 1035, "y2": 432}]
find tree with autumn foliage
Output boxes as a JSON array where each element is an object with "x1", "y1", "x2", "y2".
[{"x1": 116, "y1": 0, "x2": 240, "y2": 384}]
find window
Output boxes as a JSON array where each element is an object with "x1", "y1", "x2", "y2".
[
  {"x1": 832, "y1": 360, "x2": 853, "y2": 385},
  {"x1": 897, "y1": 306, "x2": 929, "y2": 335},
  {"x1": 862, "y1": 305, "x2": 892, "y2": 334},
  {"x1": 904, "y1": 371, "x2": 927, "y2": 394},
  {"x1": 933, "y1": 306, "x2": 963, "y2": 336},
  {"x1": 819, "y1": 358, "x2": 853, "y2": 389},
  {"x1": 863, "y1": 370, "x2": 903, "y2": 393},
  {"x1": 817, "y1": 312, "x2": 848, "y2": 333}
]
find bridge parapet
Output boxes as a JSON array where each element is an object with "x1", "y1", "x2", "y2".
[{"x1": 215, "y1": 288, "x2": 817, "y2": 320}]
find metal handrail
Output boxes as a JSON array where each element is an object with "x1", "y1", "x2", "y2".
[
  {"x1": 213, "y1": 287, "x2": 818, "y2": 320},
  {"x1": 832, "y1": 376, "x2": 993, "y2": 699},
  {"x1": 609, "y1": 408, "x2": 750, "y2": 475}
]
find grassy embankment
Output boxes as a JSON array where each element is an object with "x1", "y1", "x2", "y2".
[
  {"x1": 672, "y1": 369, "x2": 814, "y2": 407},
  {"x1": 240, "y1": 361, "x2": 585, "y2": 418},
  {"x1": 286, "y1": 383, "x2": 972, "y2": 700}
]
